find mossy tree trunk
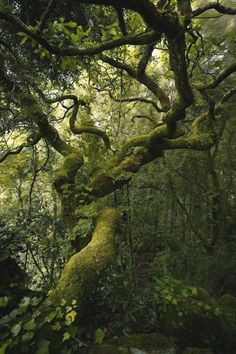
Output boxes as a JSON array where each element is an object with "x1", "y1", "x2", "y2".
[{"x1": 48, "y1": 208, "x2": 120, "y2": 314}]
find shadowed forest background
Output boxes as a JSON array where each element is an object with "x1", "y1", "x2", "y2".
[{"x1": 0, "y1": 1, "x2": 236, "y2": 353}]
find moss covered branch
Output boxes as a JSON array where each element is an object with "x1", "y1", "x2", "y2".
[{"x1": 37, "y1": 90, "x2": 112, "y2": 150}]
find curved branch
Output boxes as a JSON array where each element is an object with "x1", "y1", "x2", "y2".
[
  {"x1": 221, "y1": 88, "x2": 236, "y2": 103},
  {"x1": 192, "y1": 2, "x2": 236, "y2": 17},
  {"x1": 137, "y1": 43, "x2": 156, "y2": 78},
  {"x1": 38, "y1": 92, "x2": 111, "y2": 149},
  {"x1": 131, "y1": 115, "x2": 158, "y2": 126},
  {"x1": 197, "y1": 61, "x2": 236, "y2": 90},
  {"x1": 71, "y1": 125, "x2": 111, "y2": 150},
  {"x1": 109, "y1": 93, "x2": 163, "y2": 112}
]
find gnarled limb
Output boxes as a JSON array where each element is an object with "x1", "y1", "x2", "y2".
[{"x1": 36, "y1": 90, "x2": 111, "y2": 149}]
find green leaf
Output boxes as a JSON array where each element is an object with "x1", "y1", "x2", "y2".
[
  {"x1": 191, "y1": 287, "x2": 198, "y2": 296},
  {"x1": 23, "y1": 319, "x2": 36, "y2": 331},
  {"x1": 20, "y1": 36, "x2": 28, "y2": 45},
  {"x1": 66, "y1": 21, "x2": 77, "y2": 28},
  {"x1": 95, "y1": 328, "x2": 105, "y2": 344},
  {"x1": 22, "y1": 331, "x2": 34, "y2": 342},
  {"x1": 44, "y1": 311, "x2": 57, "y2": 323},
  {"x1": 214, "y1": 307, "x2": 221, "y2": 316},
  {"x1": 17, "y1": 32, "x2": 26, "y2": 36},
  {"x1": 35, "y1": 340, "x2": 50, "y2": 354},
  {"x1": 171, "y1": 299, "x2": 177, "y2": 305},
  {"x1": 164, "y1": 294, "x2": 172, "y2": 302},
  {"x1": 203, "y1": 304, "x2": 211, "y2": 311},
  {"x1": 11, "y1": 321, "x2": 22, "y2": 336},
  {"x1": 52, "y1": 321, "x2": 61, "y2": 331},
  {"x1": 0, "y1": 339, "x2": 12, "y2": 354},
  {"x1": 62, "y1": 332, "x2": 71, "y2": 342},
  {"x1": 40, "y1": 50, "x2": 49, "y2": 60},
  {"x1": 0, "y1": 297, "x2": 9, "y2": 308}
]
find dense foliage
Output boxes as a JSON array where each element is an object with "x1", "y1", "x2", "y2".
[{"x1": 0, "y1": 0, "x2": 236, "y2": 353}]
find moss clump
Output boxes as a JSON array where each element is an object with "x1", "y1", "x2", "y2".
[
  {"x1": 54, "y1": 153, "x2": 83, "y2": 189},
  {"x1": 49, "y1": 208, "x2": 120, "y2": 315}
]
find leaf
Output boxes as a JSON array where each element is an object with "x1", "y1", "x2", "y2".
[
  {"x1": 164, "y1": 295, "x2": 172, "y2": 302},
  {"x1": 11, "y1": 321, "x2": 22, "y2": 336},
  {"x1": 52, "y1": 321, "x2": 61, "y2": 331},
  {"x1": 17, "y1": 32, "x2": 26, "y2": 36},
  {"x1": 35, "y1": 339, "x2": 50, "y2": 354},
  {"x1": 23, "y1": 319, "x2": 36, "y2": 331},
  {"x1": 66, "y1": 21, "x2": 77, "y2": 28},
  {"x1": 214, "y1": 307, "x2": 221, "y2": 316},
  {"x1": 44, "y1": 311, "x2": 57, "y2": 323},
  {"x1": 62, "y1": 332, "x2": 71, "y2": 342},
  {"x1": 95, "y1": 328, "x2": 105, "y2": 344},
  {"x1": 171, "y1": 299, "x2": 177, "y2": 305},
  {"x1": 0, "y1": 339, "x2": 12, "y2": 354},
  {"x1": 0, "y1": 297, "x2": 9, "y2": 308},
  {"x1": 191, "y1": 287, "x2": 198, "y2": 296},
  {"x1": 22, "y1": 331, "x2": 34, "y2": 342},
  {"x1": 20, "y1": 36, "x2": 28, "y2": 45}
]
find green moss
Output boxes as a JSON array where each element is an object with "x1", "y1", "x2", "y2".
[
  {"x1": 187, "y1": 132, "x2": 214, "y2": 150},
  {"x1": 54, "y1": 153, "x2": 83, "y2": 187},
  {"x1": 49, "y1": 209, "x2": 119, "y2": 314}
]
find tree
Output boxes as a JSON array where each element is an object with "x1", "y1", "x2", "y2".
[{"x1": 0, "y1": 0, "x2": 236, "y2": 317}]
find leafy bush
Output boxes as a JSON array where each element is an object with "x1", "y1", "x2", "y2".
[{"x1": 0, "y1": 295, "x2": 86, "y2": 354}]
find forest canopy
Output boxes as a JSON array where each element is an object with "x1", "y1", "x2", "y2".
[{"x1": 0, "y1": 1, "x2": 236, "y2": 353}]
